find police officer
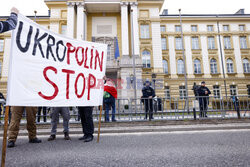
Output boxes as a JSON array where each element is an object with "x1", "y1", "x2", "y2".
[
  {"x1": 78, "y1": 107, "x2": 94, "y2": 142},
  {"x1": 197, "y1": 81, "x2": 211, "y2": 118},
  {"x1": 142, "y1": 81, "x2": 155, "y2": 120}
]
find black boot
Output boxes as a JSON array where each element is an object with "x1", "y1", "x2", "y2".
[
  {"x1": 29, "y1": 137, "x2": 42, "y2": 143},
  {"x1": 79, "y1": 135, "x2": 87, "y2": 140},
  {"x1": 7, "y1": 141, "x2": 15, "y2": 148},
  {"x1": 64, "y1": 132, "x2": 71, "y2": 140},
  {"x1": 48, "y1": 135, "x2": 56, "y2": 141},
  {"x1": 84, "y1": 135, "x2": 93, "y2": 142}
]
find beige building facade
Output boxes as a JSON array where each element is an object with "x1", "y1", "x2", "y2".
[{"x1": 0, "y1": 0, "x2": 250, "y2": 100}]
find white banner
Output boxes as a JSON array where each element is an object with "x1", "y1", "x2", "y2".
[{"x1": 6, "y1": 14, "x2": 107, "y2": 106}]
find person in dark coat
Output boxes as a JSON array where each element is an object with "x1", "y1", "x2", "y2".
[
  {"x1": 197, "y1": 81, "x2": 211, "y2": 118},
  {"x1": 142, "y1": 81, "x2": 155, "y2": 120},
  {"x1": 0, "y1": 92, "x2": 6, "y2": 124},
  {"x1": 37, "y1": 107, "x2": 47, "y2": 123},
  {"x1": 0, "y1": 7, "x2": 18, "y2": 33}
]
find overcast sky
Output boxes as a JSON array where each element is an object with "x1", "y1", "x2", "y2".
[{"x1": 0, "y1": 0, "x2": 250, "y2": 16}]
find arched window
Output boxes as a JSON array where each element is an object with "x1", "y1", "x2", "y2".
[
  {"x1": 142, "y1": 50, "x2": 151, "y2": 68},
  {"x1": 177, "y1": 59, "x2": 184, "y2": 74},
  {"x1": 243, "y1": 58, "x2": 250, "y2": 73},
  {"x1": 210, "y1": 59, "x2": 218, "y2": 74},
  {"x1": 163, "y1": 60, "x2": 168, "y2": 74},
  {"x1": 194, "y1": 59, "x2": 201, "y2": 74},
  {"x1": 226, "y1": 59, "x2": 234, "y2": 73}
]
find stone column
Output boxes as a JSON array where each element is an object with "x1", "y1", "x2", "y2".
[
  {"x1": 130, "y1": 2, "x2": 140, "y2": 56},
  {"x1": 151, "y1": 21, "x2": 163, "y2": 73},
  {"x1": 76, "y1": 2, "x2": 85, "y2": 40},
  {"x1": 233, "y1": 35, "x2": 244, "y2": 77},
  {"x1": 66, "y1": 2, "x2": 75, "y2": 38},
  {"x1": 120, "y1": 2, "x2": 129, "y2": 56},
  {"x1": 201, "y1": 35, "x2": 211, "y2": 78}
]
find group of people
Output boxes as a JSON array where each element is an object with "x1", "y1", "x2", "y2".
[{"x1": 0, "y1": 8, "x2": 103, "y2": 148}]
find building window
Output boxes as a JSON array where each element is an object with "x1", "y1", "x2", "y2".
[
  {"x1": 210, "y1": 59, "x2": 218, "y2": 74},
  {"x1": 247, "y1": 85, "x2": 250, "y2": 97},
  {"x1": 163, "y1": 60, "x2": 168, "y2": 74},
  {"x1": 177, "y1": 59, "x2": 184, "y2": 74},
  {"x1": 160, "y1": 25, "x2": 166, "y2": 32},
  {"x1": 239, "y1": 25, "x2": 245, "y2": 31},
  {"x1": 223, "y1": 25, "x2": 229, "y2": 32},
  {"x1": 192, "y1": 37, "x2": 199, "y2": 50},
  {"x1": 107, "y1": 44, "x2": 112, "y2": 61},
  {"x1": 207, "y1": 25, "x2": 214, "y2": 32},
  {"x1": 226, "y1": 59, "x2": 234, "y2": 73},
  {"x1": 0, "y1": 39, "x2": 4, "y2": 52},
  {"x1": 161, "y1": 38, "x2": 167, "y2": 50},
  {"x1": 213, "y1": 85, "x2": 221, "y2": 98},
  {"x1": 240, "y1": 36, "x2": 247, "y2": 49},
  {"x1": 142, "y1": 50, "x2": 151, "y2": 68},
  {"x1": 208, "y1": 36, "x2": 216, "y2": 49},
  {"x1": 243, "y1": 58, "x2": 250, "y2": 73},
  {"x1": 164, "y1": 86, "x2": 171, "y2": 99},
  {"x1": 230, "y1": 85, "x2": 237, "y2": 96},
  {"x1": 191, "y1": 25, "x2": 198, "y2": 32},
  {"x1": 179, "y1": 86, "x2": 186, "y2": 99},
  {"x1": 175, "y1": 25, "x2": 181, "y2": 32},
  {"x1": 224, "y1": 36, "x2": 231, "y2": 49},
  {"x1": 140, "y1": 25, "x2": 150, "y2": 39},
  {"x1": 61, "y1": 24, "x2": 67, "y2": 36},
  {"x1": 194, "y1": 59, "x2": 202, "y2": 74},
  {"x1": 175, "y1": 37, "x2": 183, "y2": 50}
]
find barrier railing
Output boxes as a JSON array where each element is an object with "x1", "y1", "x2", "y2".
[{"x1": 0, "y1": 95, "x2": 249, "y2": 125}]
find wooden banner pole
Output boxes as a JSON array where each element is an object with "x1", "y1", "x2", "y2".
[
  {"x1": 1, "y1": 106, "x2": 9, "y2": 167},
  {"x1": 97, "y1": 106, "x2": 102, "y2": 143}
]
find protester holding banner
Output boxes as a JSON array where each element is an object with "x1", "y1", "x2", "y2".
[
  {"x1": 48, "y1": 107, "x2": 71, "y2": 141},
  {"x1": 0, "y1": 7, "x2": 18, "y2": 33},
  {"x1": 103, "y1": 80, "x2": 117, "y2": 122},
  {"x1": 7, "y1": 107, "x2": 42, "y2": 148},
  {"x1": 78, "y1": 107, "x2": 94, "y2": 142}
]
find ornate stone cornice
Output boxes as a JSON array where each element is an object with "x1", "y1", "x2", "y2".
[
  {"x1": 130, "y1": 2, "x2": 138, "y2": 7},
  {"x1": 66, "y1": 2, "x2": 75, "y2": 7},
  {"x1": 120, "y1": 2, "x2": 129, "y2": 7},
  {"x1": 76, "y1": 2, "x2": 84, "y2": 7}
]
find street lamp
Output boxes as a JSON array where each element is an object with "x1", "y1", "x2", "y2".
[
  {"x1": 152, "y1": 73, "x2": 157, "y2": 90},
  {"x1": 130, "y1": 8, "x2": 137, "y2": 101},
  {"x1": 179, "y1": 9, "x2": 189, "y2": 113},
  {"x1": 34, "y1": 10, "x2": 37, "y2": 23},
  {"x1": 130, "y1": 74, "x2": 134, "y2": 85}
]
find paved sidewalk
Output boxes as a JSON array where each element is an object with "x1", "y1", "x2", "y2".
[{"x1": 1, "y1": 119, "x2": 249, "y2": 137}]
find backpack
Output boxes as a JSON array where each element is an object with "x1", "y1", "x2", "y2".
[{"x1": 103, "y1": 91, "x2": 111, "y2": 99}]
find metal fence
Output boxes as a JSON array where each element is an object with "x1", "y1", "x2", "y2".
[{"x1": 0, "y1": 95, "x2": 249, "y2": 125}]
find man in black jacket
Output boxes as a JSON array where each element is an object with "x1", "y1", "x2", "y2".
[
  {"x1": 197, "y1": 81, "x2": 211, "y2": 118},
  {"x1": 142, "y1": 81, "x2": 155, "y2": 120},
  {"x1": 0, "y1": 7, "x2": 18, "y2": 33}
]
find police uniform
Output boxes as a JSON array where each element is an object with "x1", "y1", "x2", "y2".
[{"x1": 142, "y1": 85, "x2": 155, "y2": 119}]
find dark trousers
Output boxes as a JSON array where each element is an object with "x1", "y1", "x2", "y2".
[
  {"x1": 37, "y1": 107, "x2": 47, "y2": 122},
  {"x1": 78, "y1": 107, "x2": 94, "y2": 137},
  {"x1": 199, "y1": 98, "x2": 208, "y2": 117},
  {"x1": 104, "y1": 96, "x2": 116, "y2": 121},
  {"x1": 144, "y1": 99, "x2": 153, "y2": 119}
]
